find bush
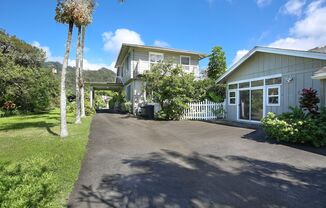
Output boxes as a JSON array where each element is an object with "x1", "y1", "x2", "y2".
[
  {"x1": 84, "y1": 98, "x2": 95, "y2": 116},
  {"x1": 299, "y1": 88, "x2": 320, "y2": 115},
  {"x1": 67, "y1": 100, "x2": 95, "y2": 116},
  {"x1": 0, "y1": 158, "x2": 59, "y2": 207},
  {"x1": 1, "y1": 101, "x2": 19, "y2": 117},
  {"x1": 67, "y1": 101, "x2": 76, "y2": 114},
  {"x1": 121, "y1": 101, "x2": 132, "y2": 113},
  {"x1": 262, "y1": 107, "x2": 326, "y2": 147}
]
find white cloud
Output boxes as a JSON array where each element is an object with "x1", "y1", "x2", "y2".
[
  {"x1": 270, "y1": 0, "x2": 326, "y2": 50},
  {"x1": 232, "y1": 49, "x2": 249, "y2": 65},
  {"x1": 153, "y1": 40, "x2": 170, "y2": 48},
  {"x1": 32, "y1": 41, "x2": 113, "y2": 71},
  {"x1": 102, "y1": 28, "x2": 144, "y2": 55},
  {"x1": 256, "y1": 0, "x2": 272, "y2": 7},
  {"x1": 32, "y1": 41, "x2": 64, "y2": 63},
  {"x1": 281, "y1": 0, "x2": 306, "y2": 16}
]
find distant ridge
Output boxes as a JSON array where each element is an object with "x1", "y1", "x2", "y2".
[{"x1": 44, "y1": 61, "x2": 116, "y2": 93}]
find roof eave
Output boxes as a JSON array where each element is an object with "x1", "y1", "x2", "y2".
[
  {"x1": 312, "y1": 73, "x2": 326, "y2": 80},
  {"x1": 216, "y1": 46, "x2": 326, "y2": 84}
]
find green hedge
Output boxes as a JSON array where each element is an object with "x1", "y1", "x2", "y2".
[
  {"x1": 0, "y1": 158, "x2": 59, "y2": 207},
  {"x1": 262, "y1": 107, "x2": 326, "y2": 147}
]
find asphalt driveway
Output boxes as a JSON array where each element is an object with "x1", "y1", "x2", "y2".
[{"x1": 68, "y1": 113, "x2": 326, "y2": 208}]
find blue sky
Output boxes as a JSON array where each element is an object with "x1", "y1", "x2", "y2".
[{"x1": 0, "y1": 0, "x2": 325, "y2": 71}]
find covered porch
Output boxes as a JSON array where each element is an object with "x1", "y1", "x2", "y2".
[{"x1": 85, "y1": 82, "x2": 123, "y2": 108}]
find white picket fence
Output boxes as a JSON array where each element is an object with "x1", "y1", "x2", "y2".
[{"x1": 182, "y1": 99, "x2": 225, "y2": 120}]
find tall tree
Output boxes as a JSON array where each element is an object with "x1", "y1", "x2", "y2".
[
  {"x1": 75, "y1": 26, "x2": 82, "y2": 123},
  {"x1": 207, "y1": 46, "x2": 227, "y2": 80},
  {"x1": 80, "y1": 25, "x2": 86, "y2": 118},
  {"x1": 55, "y1": 0, "x2": 77, "y2": 137},
  {"x1": 73, "y1": 0, "x2": 94, "y2": 123},
  {"x1": 80, "y1": 0, "x2": 123, "y2": 118}
]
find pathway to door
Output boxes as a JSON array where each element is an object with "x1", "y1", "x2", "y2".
[{"x1": 68, "y1": 113, "x2": 326, "y2": 208}]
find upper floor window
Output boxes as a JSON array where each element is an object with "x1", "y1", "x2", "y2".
[
  {"x1": 149, "y1": 52, "x2": 164, "y2": 63},
  {"x1": 180, "y1": 56, "x2": 190, "y2": 65}
]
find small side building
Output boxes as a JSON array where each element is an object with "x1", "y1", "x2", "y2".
[{"x1": 217, "y1": 46, "x2": 326, "y2": 123}]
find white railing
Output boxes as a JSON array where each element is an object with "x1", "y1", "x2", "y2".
[
  {"x1": 182, "y1": 99, "x2": 225, "y2": 120},
  {"x1": 134, "y1": 60, "x2": 200, "y2": 77}
]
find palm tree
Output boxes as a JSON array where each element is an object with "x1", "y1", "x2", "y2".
[
  {"x1": 73, "y1": 0, "x2": 94, "y2": 124},
  {"x1": 80, "y1": 25, "x2": 87, "y2": 118},
  {"x1": 55, "y1": 0, "x2": 78, "y2": 137},
  {"x1": 79, "y1": 0, "x2": 123, "y2": 118}
]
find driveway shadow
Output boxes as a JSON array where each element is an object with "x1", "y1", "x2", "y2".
[
  {"x1": 242, "y1": 129, "x2": 326, "y2": 156},
  {"x1": 74, "y1": 150, "x2": 326, "y2": 208}
]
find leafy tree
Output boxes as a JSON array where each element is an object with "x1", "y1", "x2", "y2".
[
  {"x1": 142, "y1": 62, "x2": 196, "y2": 120},
  {"x1": 0, "y1": 55, "x2": 59, "y2": 113},
  {"x1": 207, "y1": 46, "x2": 227, "y2": 80},
  {"x1": 0, "y1": 30, "x2": 46, "y2": 68}
]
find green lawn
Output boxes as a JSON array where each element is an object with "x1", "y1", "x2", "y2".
[{"x1": 0, "y1": 110, "x2": 93, "y2": 207}]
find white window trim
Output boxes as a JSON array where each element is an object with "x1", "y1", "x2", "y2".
[
  {"x1": 228, "y1": 74, "x2": 282, "y2": 85},
  {"x1": 149, "y1": 52, "x2": 164, "y2": 64},
  {"x1": 180, "y1": 55, "x2": 191, "y2": 66},
  {"x1": 266, "y1": 85, "x2": 281, "y2": 106},
  {"x1": 228, "y1": 90, "x2": 237, "y2": 105}
]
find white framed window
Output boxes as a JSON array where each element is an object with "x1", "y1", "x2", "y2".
[
  {"x1": 180, "y1": 56, "x2": 190, "y2": 65},
  {"x1": 267, "y1": 86, "x2": 280, "y2": 106},
  {"x1": 149, "y1": 52, "x2": 164, "y2": 63},
  {"x1": 228, "y1": 90, "x2": 236, "y2": 105}
]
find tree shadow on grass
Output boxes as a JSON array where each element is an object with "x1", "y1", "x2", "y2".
[
  {"x1": 74, "y1": 150, "x2": 326, "y2": 208},
  {"x1": 0, "y1": 121, "x2": 57, "y2": 132}
]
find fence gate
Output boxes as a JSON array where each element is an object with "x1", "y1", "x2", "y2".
[{"x1": 182, "y1": 99, "x2": 225, "y2": 120}]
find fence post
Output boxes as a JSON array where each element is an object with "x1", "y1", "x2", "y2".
[
  {"x1": 204, "y1": 99, "x2": 208, "y2": 120},
  {"x1": 223, "y1": 99, "x2": 226, "y2": 119}
]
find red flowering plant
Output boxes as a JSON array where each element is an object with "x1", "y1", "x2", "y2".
[
  {"x1": 2, "y1": 101, "x2": 16, "y2": 111},
  {"x1": 299, "y1": 88, "x2": 320, "y2": 115}
]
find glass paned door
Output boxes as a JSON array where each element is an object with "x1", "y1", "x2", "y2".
[
  {"x1": 239, "y1": 89, "x2": 264, "y2": 121},
  {"x1": 251, "y1": 89, "x2": 263, "y2": 121},
  {"x1": 239, "y1": 90, "x2": 250, "y2": 120}
]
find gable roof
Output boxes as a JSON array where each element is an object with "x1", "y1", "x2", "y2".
[
  {"x1": 217, "y1": 46, "x2": 326, "y2": 83},
  {"x1": 115, "y1": 43, "x2": 207, "y2": 68}
]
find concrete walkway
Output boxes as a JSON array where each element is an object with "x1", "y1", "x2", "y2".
[{"x1": 68, "y1": 113, "x2": 326, "y2": 208}]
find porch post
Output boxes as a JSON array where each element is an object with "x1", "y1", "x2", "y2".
[{"x1": 90, "y1": 87, "x2": 93, "y2": 108}]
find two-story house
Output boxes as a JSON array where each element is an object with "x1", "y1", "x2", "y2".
[{"x1": 115, "y1": 43, "x2": 207, "y2": 114}]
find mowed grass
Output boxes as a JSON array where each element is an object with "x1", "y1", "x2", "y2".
[{"x1": 0, "y1": 109, "x2": 93, "y2": 206}]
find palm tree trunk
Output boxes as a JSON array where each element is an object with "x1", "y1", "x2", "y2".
[
  {"x1": 75, "y1": 25, "x2": 82, "y2": 124},
  {"x1": 80, "y1": 25, "x2": 86, "y2": 118},
  {"x1": 60, "y1": 21, "x2": 74, "y2": 138}
]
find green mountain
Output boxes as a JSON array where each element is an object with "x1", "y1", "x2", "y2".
[{"x1": 44, "y1": 61, "x2": 116, "y2": 94}]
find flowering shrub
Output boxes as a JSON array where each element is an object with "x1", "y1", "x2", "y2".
[
  {"x1": 1, "y1": 101, "x2": 18, "y2": 117},
  {"x1": 262, "y1": 107, "x2": 326, "y2": 147},
  {"x1": 2, "y1": 101, "x2": 16, "y2": 111}
]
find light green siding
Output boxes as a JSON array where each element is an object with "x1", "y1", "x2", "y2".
[{"x1": 225, "y1": 52, "x2": 326, "y2": 121}]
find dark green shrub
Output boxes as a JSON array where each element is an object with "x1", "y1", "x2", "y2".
[
  {"x1": 0, "y1": 158, "x2": 59, "y2": 207},
  {"x1": 67, "y1": 101, "x2": 76, "y2": 114},
  {"x1": 84, "y1": 99, "x2": 95, "y2": 116}
]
